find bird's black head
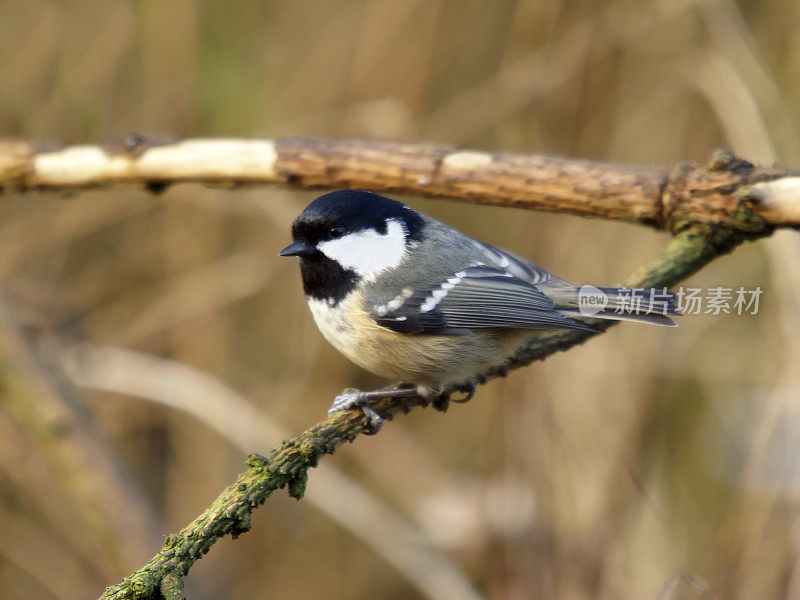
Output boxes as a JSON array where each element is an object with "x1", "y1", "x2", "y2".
[{"x1": 280, "y1": 190, "x2": 425, "y2": 302}]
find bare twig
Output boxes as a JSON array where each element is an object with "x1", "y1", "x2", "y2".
[{"x1": 0, "y1": 137, "x2": 798, "y2": 231}]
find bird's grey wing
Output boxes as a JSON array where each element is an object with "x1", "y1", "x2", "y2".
[
  {"x1": 471, "y1": 241, "x2": 557, "y2": 286},
  {"x1": 370, "y1": 264, "x2": 597, "y2": 335}
]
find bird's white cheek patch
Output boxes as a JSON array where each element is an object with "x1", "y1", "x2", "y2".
[{"x1": 317, "y1": 219, "x2": 407, "y2": 277}]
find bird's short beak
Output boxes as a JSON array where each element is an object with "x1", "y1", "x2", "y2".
[{"x1": 279, "y1": 241, "x2": 315, "y2": 257}]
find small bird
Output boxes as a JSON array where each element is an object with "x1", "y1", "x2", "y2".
[{"x1": 280, "y1": 190, "x2": 678, "y2": 431}]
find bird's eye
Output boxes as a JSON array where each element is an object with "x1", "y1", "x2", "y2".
[{"x1": 329, "y1": 225, "x2": 345, "y2": 239}]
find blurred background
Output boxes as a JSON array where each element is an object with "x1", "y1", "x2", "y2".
[{"x1": 1, "y1": 1, "x2": 799, "y2": 599}]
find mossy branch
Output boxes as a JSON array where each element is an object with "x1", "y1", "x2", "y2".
[{"x1": 100, "y1": 207, "x2": 771, "y2": 599}]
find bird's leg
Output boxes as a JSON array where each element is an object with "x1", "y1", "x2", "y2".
[
  {"x1": 329, "y1": 379, "x2": 478, "y2": 433},
  {"x1": 328, "y1": 384, "x2": 421, "y2": 435}
]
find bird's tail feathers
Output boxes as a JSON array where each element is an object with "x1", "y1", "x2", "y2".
[{"x1": 559, "y1": 285, "x2": 680, "y2": 327}]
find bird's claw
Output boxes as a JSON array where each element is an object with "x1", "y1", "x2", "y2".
[
  {"x1": 451, "y1": 379, "x2": 476, "y2": 403},
  {"x1": 329, "y1": 389, "x2": 383, "y2": 435},
  {"x1": 430, "y1": 380, "x2": 476, "y2": 412}
]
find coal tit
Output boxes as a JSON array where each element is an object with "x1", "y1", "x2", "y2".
[{"x1": 280, "y1": 190, "x2": 678, "y2": 431}]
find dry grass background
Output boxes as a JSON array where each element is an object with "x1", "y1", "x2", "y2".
[{"x1": 1, "y1": 1, "x2": 799, "y2": 599}]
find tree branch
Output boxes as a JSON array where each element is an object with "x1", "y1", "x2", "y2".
[
  {"x1": 99, "y1": 223, "x2": 747, "y2": 600},
  {"x1": 0, "y1": 138, "x2": 798, "y2": 233}
]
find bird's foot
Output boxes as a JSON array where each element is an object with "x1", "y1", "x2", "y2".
[
  {"x1": 329, "y1": 389, "x2": 383, "y2": 434},
  {"x1": 328, "y1": 385, "x2": 420, "y2": 435}
]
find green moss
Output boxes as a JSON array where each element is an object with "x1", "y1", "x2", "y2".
[
  {"x1": 288, "y1": 471, "x2": 308, "y2": 500},
  {"x1": 129, "y1": 573, "x2": 158, "y2": 599},
  {"x1": 159, "y1": 573, "x2": 185, "y2": 600}
]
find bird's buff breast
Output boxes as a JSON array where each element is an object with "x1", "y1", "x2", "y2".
[{"x1": 306, "y1": 294, "x2": 530, "y2": 386}]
